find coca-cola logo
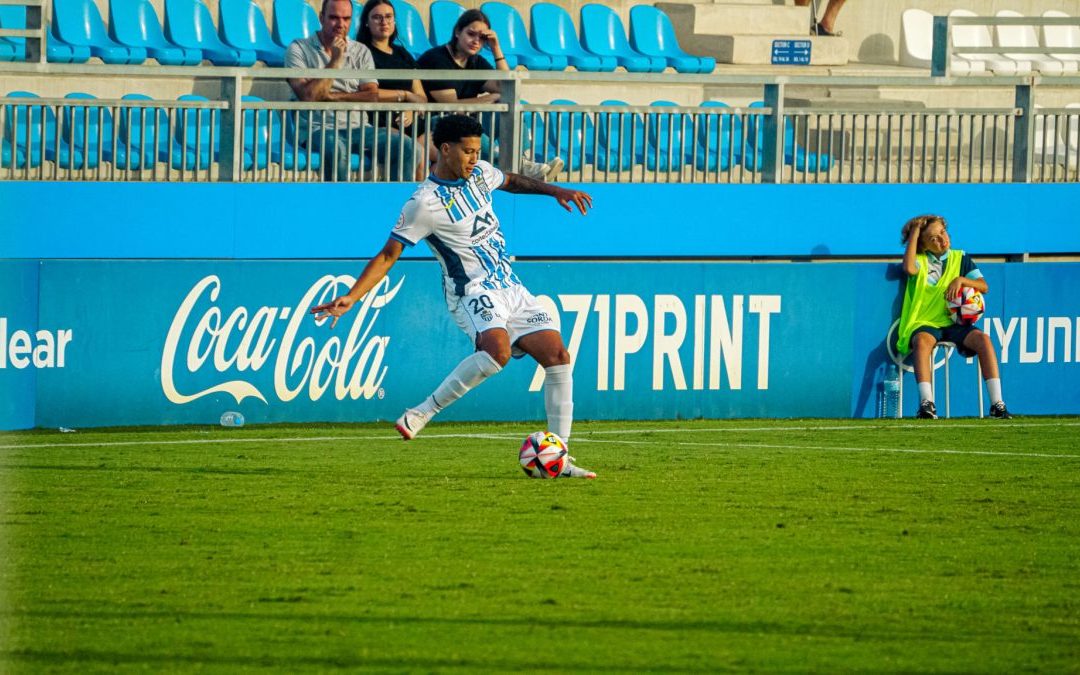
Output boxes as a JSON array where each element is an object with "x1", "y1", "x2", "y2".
[{"x1": 160, "y1": 274, "x2": 403, "y2": 405}]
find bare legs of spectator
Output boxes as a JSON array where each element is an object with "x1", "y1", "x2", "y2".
[{"x1": 793, "y1": 0, "x2": 846, "y2": 36}]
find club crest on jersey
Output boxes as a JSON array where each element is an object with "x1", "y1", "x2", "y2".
[{"x1": 480, "y1": 309, "x2": 494, "y2": 322}]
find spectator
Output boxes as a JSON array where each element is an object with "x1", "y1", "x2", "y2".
[
  {"x1": 416, "y1": 9, "x2": 562, "y2": 180},
  {"x1": 794, "y1": 0, "x2": 846, "y2": 37},
  {"x1": 897, "y1": 214, "x2": 1012, "y2": 420},
  {"x1": 285, "y1": 0, "x2": 417, "y2": 181}
]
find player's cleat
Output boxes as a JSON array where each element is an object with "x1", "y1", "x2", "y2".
[
  {"x1": 916, "y1": 400, "x2": 938, "y2": 419},
  {"x1": 560, "y1": 461, "x2": 597, "y2": 479},
  {"x1": 395, "y1": 407, "x2": 432, "y2": 440},
  {"x1": 989, "y1": 401, "x2": 1013, "y2": 419}
]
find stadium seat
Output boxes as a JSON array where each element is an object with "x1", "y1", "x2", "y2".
[
  {"x1": 3, "y1": 91, "x2": 81, "y2": 168},
  {"x1": 995, "y1": 10, "x2": 1067, "y2": 75},
  {"x1": 115, "y1": 94, "x2": 173, "y2": 170},
  {"x1": 53, "y1": 0, "x2": 148, "y2": 64},
  {"x1": 481, "y1": 2, "x2": 565, "y2": 71},
  {"x1": 62, "y1": 92, "x2": 111, "y2": 168},
  {"x1": 1065, "y1": 102, "x2": 1080, "y2": 169},
  {"x1": 899, "y1": 8, "x2": 983, "y2": 75},
  {"x1": 165, "y1": 0, "x2": 257, "y2": 66},
  {"x1": 0, "y1": 6, "x2": 26, "y2": 61},
  {"x1": 389, "y1": 0, "x2": 432, "y2": 59},
  {"x1": 110, "y1": 0, "x2": 202, "y2": 66},
  {"x1": 46, "y1": 19, "x2": 92, "y2": 63},
  {"x1": 173, "y1": 94, "x2": 218, "y2": 170},
  {"x1": 429, "y1": 0, "x2": 515, "y2": 68},
  {"x1": 579, "y1": 4, "x2": 664, "y2": 73},
  {"x1": 273, "y1": 0, "x2": 319, "y2": 49},
  {"x1": 595, "y1": 99, "x2": 644, "y2": 171},
  {"x1": 1, "y1": 137, "x2": 24, "y2": 167},
  {"x1": 1042, "y1": 11, "x2": 1080, "y2": 72},
  {"x1": 745, "y1": 100, "x2": 831, "y2": 172},
  {"x1": 645, "y1": 100, "x2": 689, "y2": 171},
  {"x1": 628, "y1": 6, "x2": 714, "y2": 74},
  {"x1": 692, "y1": 100, "x2": 742, "y2": 171},
  {"x1": 949, "y1": 9, "x2": 1029, "y2": 76},
  {"x1": 219, "y1": 0, "x2": 286, "y2": 66},
  {"x1": 530, "y1": 4, "x2": 614, "y2": 72},
  {"x1": 544, "y1": 98, "x2": 594, "y2": 170}
]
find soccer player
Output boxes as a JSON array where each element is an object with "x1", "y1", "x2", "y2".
[
  {"x1": 897, "y1": 214, "x2": 1012, "y2": 420},
  {"x1": 310, "y1": 114, "x2": 597, "y2": 478}
]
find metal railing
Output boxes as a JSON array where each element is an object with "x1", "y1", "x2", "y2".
[
  {"x1": 931, "y1": 14, "x2": 1080, "y2": 77},
  {"x1": 2, "y1": 65, "x2": 1079, "y2": 184}
]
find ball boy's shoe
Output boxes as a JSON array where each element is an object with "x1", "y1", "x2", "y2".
[
  {"x1": 989, "y1": 401, "x2": 1013, "y2": 419},
  {"x1": 916, "y1": 400, "x2": 938, "y2": 419}
]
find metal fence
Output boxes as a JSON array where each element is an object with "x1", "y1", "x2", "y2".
[{"x1": 1, "y1": 66, "x2": 1078, "y2": 184}]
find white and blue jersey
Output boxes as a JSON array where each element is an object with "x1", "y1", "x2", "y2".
[{"x1": 391, "y1": 160, "x2": 521, "y2": 305}]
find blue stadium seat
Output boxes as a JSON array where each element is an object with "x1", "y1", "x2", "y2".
[
  {"x1": 115, "y1": 93, "x2": 173, "y2": 170},
  {"x1": 3, "y1": 91, "x2": 81, "y2": 168},
  {"x1": 110, "y1": 0, "x2": 201, "y2": 66},
  {"x1": 0, "y1": 6, "x2": 26, "y2": 61},
  {"x1": 273, "y1": 0, "x2": 319, "y2": 49},
  {"x1": 545, "y1": 98, "x2": 594, "y2": 170},
  {"x1": 645, "y1": 100, "x2": 690, "y2": 170},
  {"x1": 595, "y1": 99, "x2": 644, "y2": 171},
  {"x1": 46, "y1": 20, "x2": 92, "y2": 63},
  {"x1": 429, "y1": 0, "x2": 515, "y2": 68},
  {"x1": 481, "y1": 2, "x2": 564, "y2": 71},
  {"x1": 1, "y1": 137, "x2": 24, "y2": 167},
  {"x1": 389, "y1": 0, "x2": 432, "y2": 59},
  {"x1": 173, "y1": 94, "x2": 218, "y2": 170},
  {"x1": 283, "y1": 110, "x2": 324, "y2": 170},
  {"x1": 628, "y1": 6, "x2": 715, "y2": 74},
  {"x1": 62, "y1": 92, "x2": 111, "y2": 168},
  {"x1": 744, "y1": 100, "x2": 832, "y2": 172},
  {"x1": 579, "y1": 4, "x2": 664, "y2": 73},
  {"x1": 219, "y1": 0, "x2": 285, "y2": 66},
  {"x1": 165, "y1": 0, "x2": 257, "y2": 66},
  {"x1": 53, "y1": 0, "x2": 148, "y2": 64},
  {"x1": 692, "y1": 100, "x2": 742, "y2": 171},
  {"x1": 530, "y1": 3, "x2": 615, "y2": 72}
]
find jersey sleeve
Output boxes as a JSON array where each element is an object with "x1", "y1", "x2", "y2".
[
  {"x1": 478, "y1": 160, "x2": 505, "y2": 190},
  {"x1": 960, "y1": 252, "x2": 984, "y2": 280},
  {"x1": 390, "y1": 195, "x2": 432, "y2": 246}
]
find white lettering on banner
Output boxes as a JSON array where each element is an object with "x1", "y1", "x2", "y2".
[
  {"x1": 0, "y1": 318, "x2": 72, "y2": 370},
  {"x1": 528, "y1": 294, "x2": 780, "y2": 393},
  {"x1": 989, "y1": 316, "x2": 1079, "y2": 365},
  {"x1": 161, "y1": 274, "x2": 402, "y2": 405}
]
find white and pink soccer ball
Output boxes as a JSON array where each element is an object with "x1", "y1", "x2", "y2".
[
  {"x1": 948, "y1": 286, "x2": 985, "y2": 325},
  {"x1": 518, "y1": 431, "x2": 569, "y2": 479}
]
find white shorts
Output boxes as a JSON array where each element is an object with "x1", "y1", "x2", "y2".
[{"x1": 451, "y1": 285, "x2": 559, "y2": 358}]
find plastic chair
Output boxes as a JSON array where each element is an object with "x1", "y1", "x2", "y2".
[
  {"x1": 62, "y1": 92, "x2": 111, "y2": 168},
  {"x1": 429, "y1": 0, "x2": 513, "y2": 68},
  {"x1": 220, "y1": 0, "x2": 285, "y2": 66},
  {"x1": 46, "y1": 19, "x2": 92, "y2": 63},
  {"x1": 644, "y1": 100, "x2": 690, "y2": 170},
  {"x1": 110, "y1": 0, "x2": 202, "y2": 66},
  {"x1": 995, "y1": 10, "x2": 1066, "y2": 75},
  {"x1": 580, "y1": 4, "x2": 664, "y2": 73},
  {"x1": 165, "y1": 0, "x2": 257, "y2": 66},
  {"x1": 481, "y1": 2, "x2": 565, "y2": 71},
  {"x1": 949, "y1": 9, "x2": 1029, "y2": 76},
  {"x1": 530, "y1": 3, "x2": 614, "y2": 72},
  {"x1": 3, "y1": 91, "x2": 81, "y2": 168},
  {"x1": 115, "y1": 93, "x2": 173, "y2": 170},
  {"x1": 0, "y1": 6, "x2": 26, "y2": 61},
  {"x1": 692, "y1": 100, "x2": 742, "y2": 171},
  {"x1": 273, "y1": 0, "x2": 319, "y2": 49},
  {"x1": 745, "y1": 100, "x2": 831, "y2": 172},
  {"x1": 390, "y1": 0, "x2": 433, "y2": 59},
  {"x1": 53, "y1": 0, "x2": 147, "y2": 64},
  {"x1": 543, "y1": 98, "x2": 594, "y2": 170},
  {"x1": 899, "y1": 8, "x2": 983, "y2": 75},
  {"x1": 595, "y1": 99, "x2": 644, "y2": 171},
  {"x1": 1042, "y1": 11, "x2": 1080, "y2": 72},
  {"x1": 628, "y1": 6, "x2": 714, "y2": 74},
  {"x1": 173, "y1": 94, "x2": 218, "y2": 170}
]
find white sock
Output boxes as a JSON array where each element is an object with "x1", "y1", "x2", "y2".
[
  {"x1": 543, "y1": 364, "x2": 574, "y2": 443},
  {"x1": 417, "y1": 351, "x2": 502, "y2": 415},
  {"x1": 918, "y1": 381, "x2": 933, "y2": 403},
  {"x1": 985, "y1": 378, "x2": 1003, "y2": 405}
]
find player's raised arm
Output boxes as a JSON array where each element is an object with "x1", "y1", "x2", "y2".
[
  {"x1": 499, "y1": 172, "x2": 593, "y2": 215},
  {"x1": 310, "y1": 237, "x2": 405, "y2": 328}
]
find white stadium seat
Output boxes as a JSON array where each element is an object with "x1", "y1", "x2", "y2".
[
  {"x1": 994, "y1": 9, "x2": 1067, "y2": 75},
  {"x1": 900, "y1": 8, "x2": 983, "y2": 74},
  {"x1": 949, "y1": 8, "x2": 1030, "y2": 75},
  {"x1": 1041, "y1": 10, "x2": 1080, "y2": 73}
]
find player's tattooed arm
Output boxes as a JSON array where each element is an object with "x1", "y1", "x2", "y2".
[{"x1": 500, "y1": 173, "x2": 593, "y2": 215}]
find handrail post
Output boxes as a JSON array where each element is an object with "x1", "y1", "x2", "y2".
[
  {"x1": 762, "y1": 82, "x2": 784, "y2": 184},
  {"x1": 1012, "y1": 82, "x2": 1033, "y2": 183},
  {"x1": 498, "y1": 76, "x2": 520, "y2": 174},
  {"x1": 219, "y1": 75, "x2": 242, "y2": 182},
  {"x1": 931, "y1": 15, "x2": 950, "y2": 77}
]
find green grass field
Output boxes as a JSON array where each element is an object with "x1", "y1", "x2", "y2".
[{"x1": 2, "y1": 418, "x2": 1079, "y2": 673}]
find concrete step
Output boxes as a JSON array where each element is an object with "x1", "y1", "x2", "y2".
[
  {"x1": 685, "y1": 33, "x2": 849, "y2": 66},
  {"x1": 657, "y1": 2, "x2": 812, "y2": 37}
]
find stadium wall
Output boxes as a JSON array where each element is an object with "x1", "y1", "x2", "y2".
[{"x1": 1, "y1": 183, "x2": 1079, "y2": 430}]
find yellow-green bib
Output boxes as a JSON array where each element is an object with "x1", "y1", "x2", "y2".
[{"x1": 896, "y1": 250, "x2": 963, "y2": 356}]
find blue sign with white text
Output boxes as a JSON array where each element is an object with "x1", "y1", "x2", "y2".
[{"x1": 772, "y1": 40, "x2": 811, "y2": 65}]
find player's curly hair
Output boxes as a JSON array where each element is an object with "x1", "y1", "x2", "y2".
[
  {"x1": 901, "y1": 214, "x2": 946, "y2": 248},
  {"x1": 433, "y1": 114, "x2": 485, "y2": 147}
]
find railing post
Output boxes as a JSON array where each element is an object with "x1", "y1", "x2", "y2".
[
  {"x1": 931, "y1": 15, "x2": 950, "y2": 77},
  {"x1": 219, "y1": 75, "x2": 242, "y2": 182},
  {"x1": 498, "y1": 76, "x2": 520, "y2": 174},
  {"x1": 762, "y1": 82, "x2": 784, "y2": 184},
  {"x1": 27, "y1": 0, "x2": 44, "y2": 63},
  {"x1": 1012, "y1": 82, "x2": 1034, "y2": 183}
]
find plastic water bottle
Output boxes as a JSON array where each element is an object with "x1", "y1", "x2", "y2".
[
  {"x1": 882, "y1": 364, "x2": 901, "y2": 419},
  {"x1": 220, "y1": 411, "x2": 245, "y2": 428}
]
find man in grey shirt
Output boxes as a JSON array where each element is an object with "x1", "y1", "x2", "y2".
[{"x1": 286, "y1": 0, "x2": 416, "y2": 181}]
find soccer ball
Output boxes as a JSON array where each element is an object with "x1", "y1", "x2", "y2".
[
  {"x1": 518, "y1": 431, "x2": 569, "y2": 479},
  {"x1": 948, "y1": 286, "x2": 985, "y2": 325}
]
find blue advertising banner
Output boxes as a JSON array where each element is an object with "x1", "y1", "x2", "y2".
[
  {"x1": 0, "y1": 261, "x2": 40, "y2": 430},
  {"x1": 4, "y1": 258, "x2": 1076, "y2": 430}
]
